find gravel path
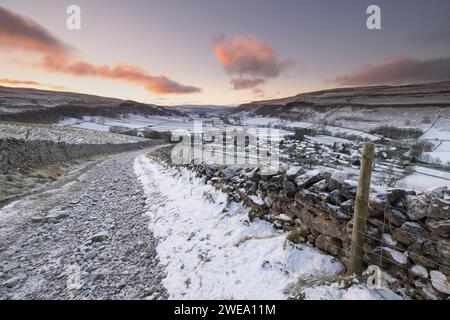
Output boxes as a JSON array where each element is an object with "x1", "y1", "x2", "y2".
[{"x1": 0, "y1": 149, "x2": 167, "y2": 300}]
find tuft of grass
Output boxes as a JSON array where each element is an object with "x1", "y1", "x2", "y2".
[
  {"x1": 284, "y1": 273, "x2": 352, "y2": 300},
  {"x1": 0, "y1": 164, "x2": 70, "y2": 207},
  {"x1": 234, "y1": 234, "x2": 278, "y2": 247},
  {"x1": 184, "y1": 277, "x2": 191, "y2": 288}
]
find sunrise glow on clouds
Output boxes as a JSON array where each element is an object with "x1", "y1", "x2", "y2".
[
  {"x1": 213, "y1": 34, "x2": 297, "y2": 95},
  {"x1": 0, "y1": 1, "x2": 450, "y2": 105},
  {"x1": 0, "y1": 78, "x2": 67, "y2": 90},
  {"x1": 0, "y1": 6, "x2": 70, "y2": 56},
  {"x1": 0, "y1": 5, "x2": 200, "y2": 97}
]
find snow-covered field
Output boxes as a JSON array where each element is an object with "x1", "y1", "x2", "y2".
[
  {"x1": 53, "y1": 112, "x2": 450, "y2": 191},
  {"x1": 424, "y1": 141, "x2": 450, "y2": 165},
  {"x1": 134, "y1": 153, "x2": 400, "y2": 300},
  {"x1": 284, "y1": 121, "x2": 382, "y2": 141},
  {"x1": 397, "y1": 166, "x2": 450, "y2": 191},
  {"x1": 0, "y1": 121, "x2": 147, "y2": 144},
  {"x1": 6, "y1": 107, "x2": 444, "y2": 191},
  {"x1": 236, "y1": 116, "x2": 383, "y2": 141},
  {"x1": 420, "y1": 115, "x2": 450, "y2": 164},
  {"x1": 241, "y1": 117, "x2": 283, "y2": 127},
  {"x1": 306, "y1": 135, "x2": 354, "y2": 146},
  {"x1": 58, "y1": 115, "x2": 293, "y2": 140},
  {"x1": 58, "y1": 115, "x2": 191, "y2": 133}
]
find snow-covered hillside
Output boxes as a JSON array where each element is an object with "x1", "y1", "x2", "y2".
[
  {"x1": 0, "y1": 86, "x2": 123, "y2": 114},
  {"x1": 237, "y1": 81, "x2": 450, "y2": 109},
  {"x1": 229, "y1": 81, "x2": 450, "y2": 132},
  {"x1": 0, "y1": 86, "x2": 183, "y2": 122}
]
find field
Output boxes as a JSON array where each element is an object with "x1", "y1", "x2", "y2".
[
  {"x1": 44, "y1": 111, "x2": 450, "y2": 191},
  {"x1": 0, "y1": 121, "x2": 148, "y2": 144}
]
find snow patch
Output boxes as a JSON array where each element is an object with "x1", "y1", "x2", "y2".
[{"x1": 134, "y1": 153, "x2": 402, "y2": 300}]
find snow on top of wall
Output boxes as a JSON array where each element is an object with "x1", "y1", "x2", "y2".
[{"x1": 134, "y1": 153, "x2": 401, "y2": 300}]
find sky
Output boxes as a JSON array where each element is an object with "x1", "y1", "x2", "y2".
[{"x1": 0, "y1": 0, "x2": 450, "y2": 106}]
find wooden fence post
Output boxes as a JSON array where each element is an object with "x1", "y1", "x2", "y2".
[{"x1": 348, "y1": 142, "x2": 375, "y2": 276}]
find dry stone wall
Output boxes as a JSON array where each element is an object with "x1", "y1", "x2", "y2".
[
  {"x1": 184, "y1": 161, "x2": 449, "y2": 300},
  {"x1": 0, "y1": 138, "x2": 162, "y2": 173}
]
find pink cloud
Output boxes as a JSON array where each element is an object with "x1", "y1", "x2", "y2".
[
  {"x1": 214, "y1": 35, "x2": 295, "y2": 78},
  {"x1": 37, "y1": 56, "x2": 201, "y2": 94},
  {"x1": 214, "y1": 34, "x2": 296, "y2": 93},
  {"x1": 0, "y1": 6, "x2": 70, "y2": 56},
  {"x1": 252, "y1": 87, "x2": 265, "y2": 98},
  {"x1": 0, "y1": 78, "x2": 67, "y2": 90},
  {"x1": 0, "y1": 5, "x2": 201, "y2": 95}
]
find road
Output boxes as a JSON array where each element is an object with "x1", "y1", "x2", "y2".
[{"x1": 0, "y1": 149, "x2": 167, "y2": 300}]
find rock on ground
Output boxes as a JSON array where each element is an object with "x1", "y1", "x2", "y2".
[{"x1": 0, "y1": 149, "x2": 167, "y2": 300}]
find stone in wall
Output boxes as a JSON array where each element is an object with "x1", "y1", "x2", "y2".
[{"x1": 177, "y1": 157, "x2": 450, "y2": 299}]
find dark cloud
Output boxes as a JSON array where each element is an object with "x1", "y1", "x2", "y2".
[
  {"x1": 409, "y1": 19, "x2": 450, "y2": 45},
  {"x1": 230, "y1": 77, "x2": 265, "y2": 90},
  {"x1": 333, "y1": 56, "x2": 450, "y2": 86},
  {"x1": 0, "y1": 6, "x2": 70, "y2": 55}
]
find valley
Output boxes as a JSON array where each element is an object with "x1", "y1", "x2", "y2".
[{"x1": 1, "y1": 81, "x2": 450, "y2": 300}]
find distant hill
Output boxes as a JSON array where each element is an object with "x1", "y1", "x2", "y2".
[
  {"x1": 172, "y1": 104, "x2": 237, "y2": 114},
  {"x1": 228, "y1": 81, "x2": 450, "y2": 130},
  {"x1": 0, "y1": 86, "x2": 184, "y2": 123},
  {"x1": 232, "y1": 81, "x2": 450, "y2": 114}
]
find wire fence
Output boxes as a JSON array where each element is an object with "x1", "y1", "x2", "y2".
[{"x1": 339, "y1": 152, "x2": 449, "y2": 299}]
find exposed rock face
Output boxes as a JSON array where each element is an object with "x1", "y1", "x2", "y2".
[
  {"x1": 425, "y1": 219, "x2": 450, "y2": 238},
  {"x1": 392, "y1": 222, "x2": 429, "y2": 246},
  {"x1": 286, "y1": 166, "x2": 304, "y2": 178},
  {"x1": 295, "y1": 170, "x2": 330, "y2": 189},
  {"x1": 385, "y1": 209, "x2": 408, "y2": 227},
  {"x1": 430, "y1": 271, "x2": 450, "y2": 294},
  {"x1": 436, "y1": 240, "x2": 450, "y2": 267},
  {"x1": 407, "y1": 243, "x2": 439, "y2": 269},
  {"x1": 406, "y1": 194, "x2": 430, "y2": 220},
  {"x1": 286, "y1": 225, "x2": 309, "y2": 244},
  {"x1": 387, "y1": 189, "x2": 408, "y2": 208},
  {"x1": 175, "y1": 158, "x2": 450, "y2": 300},
  {"x1": 311, "y1": 216, "x2": 349, "y2": 242},
  {"x1": 368, "y1": 194, "x2": 387, "y2": 217},
  {"x1": 340, "y1": 199, "x2": 355, "y2": 215},
  {"x1": 315, "y1": 235, "x2": 342, "y2": 256},
  {"x1": 367, "y1": 246, "x2": 409, "y2": 268},
  {"x1": 427, "y1": 198, "x2": 450, "y2": 219},
  {"x1": 411, "y1": 265, "x2": 428, "y2": 278}
]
